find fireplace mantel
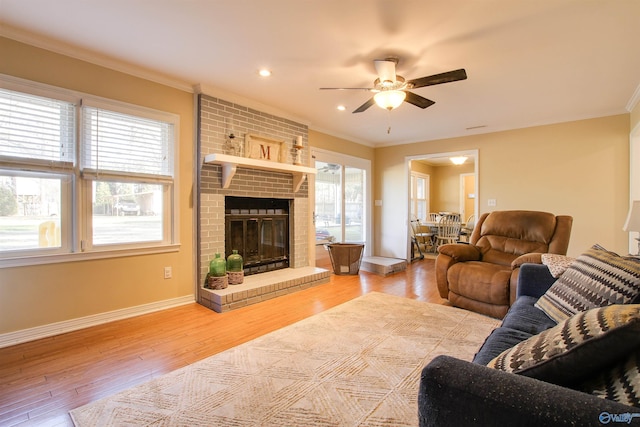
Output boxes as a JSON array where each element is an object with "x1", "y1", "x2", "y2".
[{"x1": 203, "y1": 153, "x2": 316, "y2": 192}]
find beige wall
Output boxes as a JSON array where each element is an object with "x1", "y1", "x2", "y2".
[
  {"x1": 410, "y1": 160, "x2": 475, "y2": 215},
  {"x1": 375, "y1": 115, "x2": 630, "y2": 258},
  {"x1": 431, "y1": 163, "x2": 474, "y2": 214},
  {"x1": 630, "y1": 102, "x2": 640, "y2": 254},
  {"x1": 409, "y1": 160, "x2": 434, "y2": 176},
  {"x1": 0, "y1": 38, "x2": 195, "y2": 334},
  {"x1": 308, "y1": 130, "x2": 375, "y2": 162}
]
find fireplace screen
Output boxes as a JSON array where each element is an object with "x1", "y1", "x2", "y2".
[{"x1": 225, "y1": 196, "x2": 290, "y2": 275}]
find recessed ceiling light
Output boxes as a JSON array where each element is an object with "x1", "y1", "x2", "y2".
[
  {"x1": 258, "y1": 69, "x2": 272, "y2": 77},
  {"x1": 337, "y1": 105, "x2": 346, "y2": 111}
]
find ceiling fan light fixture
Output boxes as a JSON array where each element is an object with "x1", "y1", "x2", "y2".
[
  {"x1": 374, "y1": 90, "x2": 406, "y2": 111},
  {"x1": 450, "y1": 156, "x2": 467, "y2": 165}
]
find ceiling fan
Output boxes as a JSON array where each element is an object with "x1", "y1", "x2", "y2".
[{"x1": 320, "y1": 58, "x2": 467, "y2": 113}]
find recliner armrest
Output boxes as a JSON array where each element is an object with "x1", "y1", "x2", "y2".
[
  {"x1": 437, "y1": 243, "x2": 481, "y2": 261},
  {"x1": 419, "y1": 355, "x2": 636, "y2": 427},
  {"x1": 511, "y1": 252, "x2": 543, "y2": 269}
]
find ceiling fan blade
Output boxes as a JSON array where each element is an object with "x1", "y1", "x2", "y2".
[
  {"x1": 319, "y1": 87, "x2": 373, "y2": 91},
  {"x1": 353, "y1": 97, "x2": 376, "y2": 113},
  {"x1": 404, "y1": 91, "x2": 435, "y2": 109},
  {"x1": 374, "y1": 59, "x2": 397, "y2": 84},
  {"x1": 408, "y1": 68, "x2": 467, "y2": 89}
]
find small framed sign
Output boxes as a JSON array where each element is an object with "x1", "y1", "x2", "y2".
[{"x1": 245, "y1": 134, "x2": 285, "y2": 163}]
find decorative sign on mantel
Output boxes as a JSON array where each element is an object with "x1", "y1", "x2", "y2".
[{"x1": 245, "y1": 134, "x2": 285, "y2": 163}]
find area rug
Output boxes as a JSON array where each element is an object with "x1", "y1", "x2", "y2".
[{"x1": 70, "y1": 292, "x2": 499, "y2": 426}]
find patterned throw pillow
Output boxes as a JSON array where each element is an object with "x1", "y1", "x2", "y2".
[
  {"x1": 541, "y1": 253, "x2": 576, "y2": 278},
  {"x1": 579, "y1": 350, "x2": 640, "y2": 407},
  {"x1": 535, "y1": 244, "x2": 640, "y2": 323},
  {"x1": 487, "y1": 305, "x2": 640, "y2": 386}
]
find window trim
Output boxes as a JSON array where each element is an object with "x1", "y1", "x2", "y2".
[{"x1": 0, "y1": 74, "x2": 181, "y2": 268}]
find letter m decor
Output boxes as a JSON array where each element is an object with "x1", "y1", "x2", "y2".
[
  {"x1": 245, "y1": 134, "x2": 285, "y2": 163},
  {"x1": 260, "y1": 145, "x2": 271, "y2": 160}
]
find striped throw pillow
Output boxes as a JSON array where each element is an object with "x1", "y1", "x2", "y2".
[
  {"x1": 579, "y1": 349, "x2": 640, "y2": 407},
  {"x1": 488, "y1": 304, "x2": 640, "y2": 386},
  {"x1": 535, "y1": 244, "x2": 640, "y2": 323}
]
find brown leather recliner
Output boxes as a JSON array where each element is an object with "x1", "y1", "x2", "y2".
[{"x1": 435, "y1": 210, "x2": 573, "y2": 319}]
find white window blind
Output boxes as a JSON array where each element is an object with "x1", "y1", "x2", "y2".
[
  {"x1": 0, "y1": 88, "x2": 75, "y2": 167},
  {"x1": 81, "y1": 105, "x2": 174, "y2": 182}
]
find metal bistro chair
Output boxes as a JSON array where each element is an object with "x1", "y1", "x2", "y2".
[
  {"x1": 410, "y1": 215, "x2": 435, "y2": 259},
  {"x1": 410, "y1": 218, "x2": 424, "y2": 261},
  {"x1": 434, "y1": 214, "x2": 461, "y2": 251}
]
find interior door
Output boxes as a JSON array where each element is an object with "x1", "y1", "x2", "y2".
[{"x1": 460, "y1": 173, "x2": 476, "y2": 222}]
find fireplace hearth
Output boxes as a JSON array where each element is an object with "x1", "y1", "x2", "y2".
[{"x1": 225, "y1": 196, "x2": 290, "y2": 276}]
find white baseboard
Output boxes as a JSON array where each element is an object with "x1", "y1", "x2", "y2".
[{"x1": 0, "y1": 295, "x2": 195, "y2": 349}]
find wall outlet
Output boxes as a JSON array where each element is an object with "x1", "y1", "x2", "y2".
[{"x1": 164, "y1": 266, "x2": 172, "y2": 279}]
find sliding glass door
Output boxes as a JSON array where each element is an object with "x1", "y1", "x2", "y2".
[{"x1": 312, "y1": 149, "x2": 369, "y2": 249}]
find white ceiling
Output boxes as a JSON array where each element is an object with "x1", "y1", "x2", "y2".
[{"x1": 2, "y1": 0, "x2": 639, "y2": 147}]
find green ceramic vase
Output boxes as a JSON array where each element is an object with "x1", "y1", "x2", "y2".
[{"x1": 226, "y1": 249, "x2": 243, "y2": 272}]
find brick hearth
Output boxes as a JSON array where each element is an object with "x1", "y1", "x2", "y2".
[{"x1": 199, "y1": 266, "x2": 330, "y2": 312}]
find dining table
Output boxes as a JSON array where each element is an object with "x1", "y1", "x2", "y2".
[{"x1": 418, "y1": 220, "x2": 469, "y2": 251}]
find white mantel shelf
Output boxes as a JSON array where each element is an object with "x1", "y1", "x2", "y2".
[{"x1": 203, "y1": 153, "x2": 316, "y2": 192}]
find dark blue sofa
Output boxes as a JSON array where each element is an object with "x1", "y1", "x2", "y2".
[{"x1": 418, "y1": 263, "x2": 640, "y2": 426}]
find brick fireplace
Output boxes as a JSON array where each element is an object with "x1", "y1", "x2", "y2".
[{"x1": 197, "y1": 93, "x2": 329, "y2": 312}]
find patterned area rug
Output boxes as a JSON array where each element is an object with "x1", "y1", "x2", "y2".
[{"x1": 70, "y1": 292, "x2": 499, "y2": 426}]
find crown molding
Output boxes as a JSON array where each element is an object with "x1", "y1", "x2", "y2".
[
  {"x1": 1, "y1": 24, "x2": 194, "y2": 93},
  {"x1": 627, "y1": 82, "x2": 640, "y2": 112},
  {"x1": 307, "y1": 124, "x2": 374, "y2": 147}
]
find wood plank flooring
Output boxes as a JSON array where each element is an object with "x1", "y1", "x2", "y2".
[{"x1": 0, "y1": 258, "x2": 443, "y2": 426}]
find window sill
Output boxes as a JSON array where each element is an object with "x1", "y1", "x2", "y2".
[{"x1": 0, "y1": 243, "x2": 181, "y2": 269}]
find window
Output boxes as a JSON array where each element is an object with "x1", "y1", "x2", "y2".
[
  {"x1": 80, "y1": 100, "x2": 176, "y2": 250},
  {"x1": 0, "y1": 172, "x2": 67, "y2": 252},
  {"x1": 0, "y1": 75, "x2": 179, "y2": 266},
  {"x1": 410, "y1": 172, "x2": 429, "y2": 221}
]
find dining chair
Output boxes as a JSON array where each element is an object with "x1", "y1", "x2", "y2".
[
  {"x1": 459, "y1": 214, "x2": 475, "y2": 242},
  {"x1": 434, "y1": 214, "x2": 461, "y2": 250},
  {"x1": 427, "y1": 212, "x2": 440, "y2": 222}
]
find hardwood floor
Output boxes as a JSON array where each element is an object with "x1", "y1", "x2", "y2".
[{"x1": 0, "y1": 258, "x2": 443, "y2": 426}]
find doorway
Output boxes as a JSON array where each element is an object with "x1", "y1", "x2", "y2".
[{"x1": 406, "y1": 150, "x2": 478, "y2": 259}]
